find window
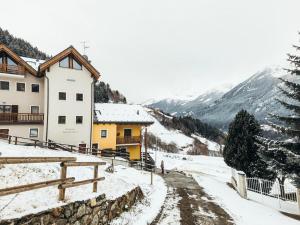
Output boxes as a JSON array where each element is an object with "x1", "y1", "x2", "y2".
[
  {"x1": 29, "y1": 128, "x2": 38, "y2": 138},
  {"x1": 59, "y1": 57, "x2": 69, "y2": 68},
  {"x1": 73, "y1": 59, "x2": 82, "y2": 70},
  {"x1": 76, "y1": 116, "x2": 83, "y2": 124},
  {"x1": 31, "y1": 84, "x2": 39, "y2": 93},
  {"x1": 124, "y1": 129, "x2": 132, "y2": 137},
  {"x1": 59, "y1": 56, "x2": 82, "y2": 70},
  {"x1": 58, "y1": 116, "x2": 66, "y2": 124},
  {"x1": 76, "y1": 93, "x2": 83, "y2": 101},
  {"x1": 59, "y1": 92, "x2": 66, "y2": 100},
  {"x1": 0, "y1": 105, "x2": 11, "y2": 113},
  {"x1": 7, "y1": 57, "x2": 17, "y2": 66},
  {"x1": 31, "y1": 106, "x2": 39, "y2": 114},
  {"x1": 101, "y1": 130, "x2": 107, "y2": 138},
  {"x1": 16, "y1": 82, "x2": 25, "y2": 92},
  {"x1": 0, "y1": 81, "x2": 9, "y2": 90}
]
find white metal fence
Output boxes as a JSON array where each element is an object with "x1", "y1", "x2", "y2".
[
  {"x1": 246, "y1": 177, "x2": 299, "y2": 215},
  {"x1": 231, "y1": 168, "x2": 299, "y2": 215}
]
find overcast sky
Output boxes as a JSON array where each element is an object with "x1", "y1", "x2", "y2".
[{"x1": 1, "y1": 0, "x2": 300, "y2": 102}]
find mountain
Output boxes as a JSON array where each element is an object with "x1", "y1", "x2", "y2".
[
  {"x1": 149, "y1": 67, "x2": 293, "y2": 130},
  {"x1": 149, "y1": 89, "x2": 228, "y2": 117}
]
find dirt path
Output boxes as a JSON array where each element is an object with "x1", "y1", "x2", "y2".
[{"x1": 151, "y1": 170, "x2": 235, "y2": 225}]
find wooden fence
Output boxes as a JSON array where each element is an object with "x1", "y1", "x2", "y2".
[
  {"x1": 0, "y1": 157, "x2": 106, "y2": 201},
  {"x1": 0, "y1": 132, "x2": 102, "y2": 156}
]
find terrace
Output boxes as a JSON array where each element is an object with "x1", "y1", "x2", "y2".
[{"x1": 0, "y1": 113, "x2": 44, "y2": 124}]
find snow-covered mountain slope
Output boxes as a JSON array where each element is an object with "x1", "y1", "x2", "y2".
[
  {"x1": 145, "y1": 108, "x2": 222, "y2": 153},
  {"x1": 147, "y1": 86, "x2": 231, "y2": 117},
  {"x1": 149, "y1": 66, "x2": 296, "y2": 130}
]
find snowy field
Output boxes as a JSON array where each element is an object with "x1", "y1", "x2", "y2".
[
  {"x1": 0, "y1": 141, "x2": 166, "y2": 222},
  {"x1": 150, "y1": 149, "x2": 299, "y2": 225}
]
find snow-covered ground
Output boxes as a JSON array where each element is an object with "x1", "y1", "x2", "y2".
[
  {"x1": 0, "y1": 141, "x2": 166, "y2": 222},
  {"x1": 150, "y1": 149, "x2": 299, "y2": 225}
]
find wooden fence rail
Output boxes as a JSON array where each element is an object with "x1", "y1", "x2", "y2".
[
  {"x1": 0, "y1": 178, "x2": 75, "y2": 197},
  {"x1": 0, "y1": 156, "x2": 106, "y2": 201},
  {"x1": 0, "y1": 157, "x2": 76, "y2": 164}
]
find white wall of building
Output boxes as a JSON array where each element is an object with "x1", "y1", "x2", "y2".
[
  {"x1": 0, "y1": 124, "x2": 44, "y2": 141},
  {"x1": 44, "y1": 62, "x2": 94, "y2": 147},
  {"x1": 0, "y1": 72, "x2": 44, "y2": 113}
]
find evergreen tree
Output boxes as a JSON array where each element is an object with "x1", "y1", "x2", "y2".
[
  {"x1": 224, "y1": 110, "x2": 275, "y2": 179},
  {"x1": 259, "y1": 33, "x2": 300, "y2": 188}
]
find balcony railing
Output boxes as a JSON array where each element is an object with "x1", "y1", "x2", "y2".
[
  {"x1": 116, "y1": 136, "x2": 141, "y2": 145},
  {"x1": 0, "y1": 113, "x2": 44, "y2": 124},
  {"x1": 0, "y1": 64, "x2": 25, "y2": 75}
]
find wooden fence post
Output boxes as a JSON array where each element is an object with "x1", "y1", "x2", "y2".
[
  {"x1": 151, "y1": 170, "x2": 153, "y2": 185},
  {"x1": 93, "y1": 165, "x2": 98, "y2": 192},
  {"x1": 59, "y1": 164, "x2": 67, "y2": 201},
  {"x1": 111, "y1": 159, "x2": 114, "y2": 173}
]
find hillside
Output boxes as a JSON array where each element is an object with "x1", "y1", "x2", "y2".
[
  {"x1": 0, "y1": 28, "x2": 48, "y2": 60},
  {"x1": 145, "y1": 107, "x2": 223, "y2": 155},
  {"x1": 149, "y1": 67, "x2": 296, "y2": 130}
]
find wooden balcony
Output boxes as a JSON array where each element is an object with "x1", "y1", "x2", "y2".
[
  {"x1": 0, "y1": 64, "x2": 26, "y2": 75},
  {"x1": 0, "y1": 113, "x2": 44, "y2": 124},
  {"x1": 116, "y1": 136, "x2": 141, "y2": 145}
]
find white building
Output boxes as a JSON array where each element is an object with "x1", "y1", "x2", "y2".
[{"x1": 0, "y1": 44, "x2": 100, "y2": 149}]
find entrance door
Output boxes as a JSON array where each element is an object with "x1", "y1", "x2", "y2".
[
  {"x1": 79, "y1": 144, "x2": 87, "y2": 154},
  {"x1": 0, "y1": 129, "x2": 9, "y2": 139},
  {"x1": 124, "y1": 129, "x2": 132, "y2": 137},
  {"x1": 11, "y1": 105, "x2": 18, "y2": 121}
]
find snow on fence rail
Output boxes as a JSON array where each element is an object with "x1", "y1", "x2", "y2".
[
  {"x1": 0, "y1": 157, "x2": 106, "y2": 201},
  {"x1": 230, "y1": 168, "x2": 300, "y2": 215}
]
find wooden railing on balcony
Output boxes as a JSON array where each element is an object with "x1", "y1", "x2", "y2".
[
  {"x1": 116, "y1": 136, "x2": 141, "y2": 145},
  {"x1": 0, "y1": 113, "x2": 44, "y2": 124},
  {"x1": 0, "y1": 63, "x2": 25, "y2": 75}
]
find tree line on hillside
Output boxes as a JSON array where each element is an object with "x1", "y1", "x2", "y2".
[
  {"x1": 224, "y1": 33, "x2": 300, "y2": 190},
  {"x1": 94, "y1": 82, "x2": 127, "y2": 103},
  {"x1": 0, "y1": 27, "x2": 48, "y2": 60},
  {"x1": 160, "y1": 114, "x2": 225, "y2": 144}
]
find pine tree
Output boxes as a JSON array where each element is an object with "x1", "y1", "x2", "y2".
[
  {"x1": 259, "y1": 33, "x2": 300, "y2": 188},
  {"x1": 224, "y1": 110, "x2": 275, "y2": 179}
]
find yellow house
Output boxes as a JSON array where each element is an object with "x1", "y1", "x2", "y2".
[{"x1": 93, "y1": 103, "x2": 154, "y2": 160}]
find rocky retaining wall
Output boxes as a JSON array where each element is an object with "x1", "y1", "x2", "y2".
[{"x1": 0, "y1": 186, "x2": 144, "y2": 225}]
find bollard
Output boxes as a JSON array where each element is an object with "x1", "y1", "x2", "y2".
[
  {"x1": 237, "y1": 171, "x2": 247, "y2": 199},
  {"x1": 296, "y1": 188, "x2": 300, "y2": 213}
]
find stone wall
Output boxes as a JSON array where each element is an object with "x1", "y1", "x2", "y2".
[{"x1": 0, "y1": 186, "x2": 144, "y2": 225}]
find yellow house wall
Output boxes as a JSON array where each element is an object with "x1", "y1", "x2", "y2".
[
  {"x1": 117, "y1": 124, "x2": 142, "y2": 160},
  {"x1": 116, "y1": 124, "x2": 141, "y2": 137},
  {"x1": 92, "y1": 124, "x2": 117, "y2": 150},
  {"x1": 127, "y1": 145, "x2": 141, "y2": 160},
  {"x1": 93, "y1": 123, "x2": 143, "y2": 160}
]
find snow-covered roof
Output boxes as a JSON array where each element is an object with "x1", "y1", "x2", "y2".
[
  {"x1": 21, "y1": 57, "x2": 45, "y2": 70},
  {"x1": 94, "y1": 103, "x2": 154, "y2": 124}
]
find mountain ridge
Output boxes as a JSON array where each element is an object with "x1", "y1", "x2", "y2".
[{"x1": 148, "y1": 66, "x2": 293, "y2": 130}]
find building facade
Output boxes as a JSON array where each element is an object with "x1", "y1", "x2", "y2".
[
  {"x1": 93, "y1": 104, "x2": 154, "y2": 160},
  {"x1": 0, "y1": 44, "x2": 100, "y2": 149}
]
